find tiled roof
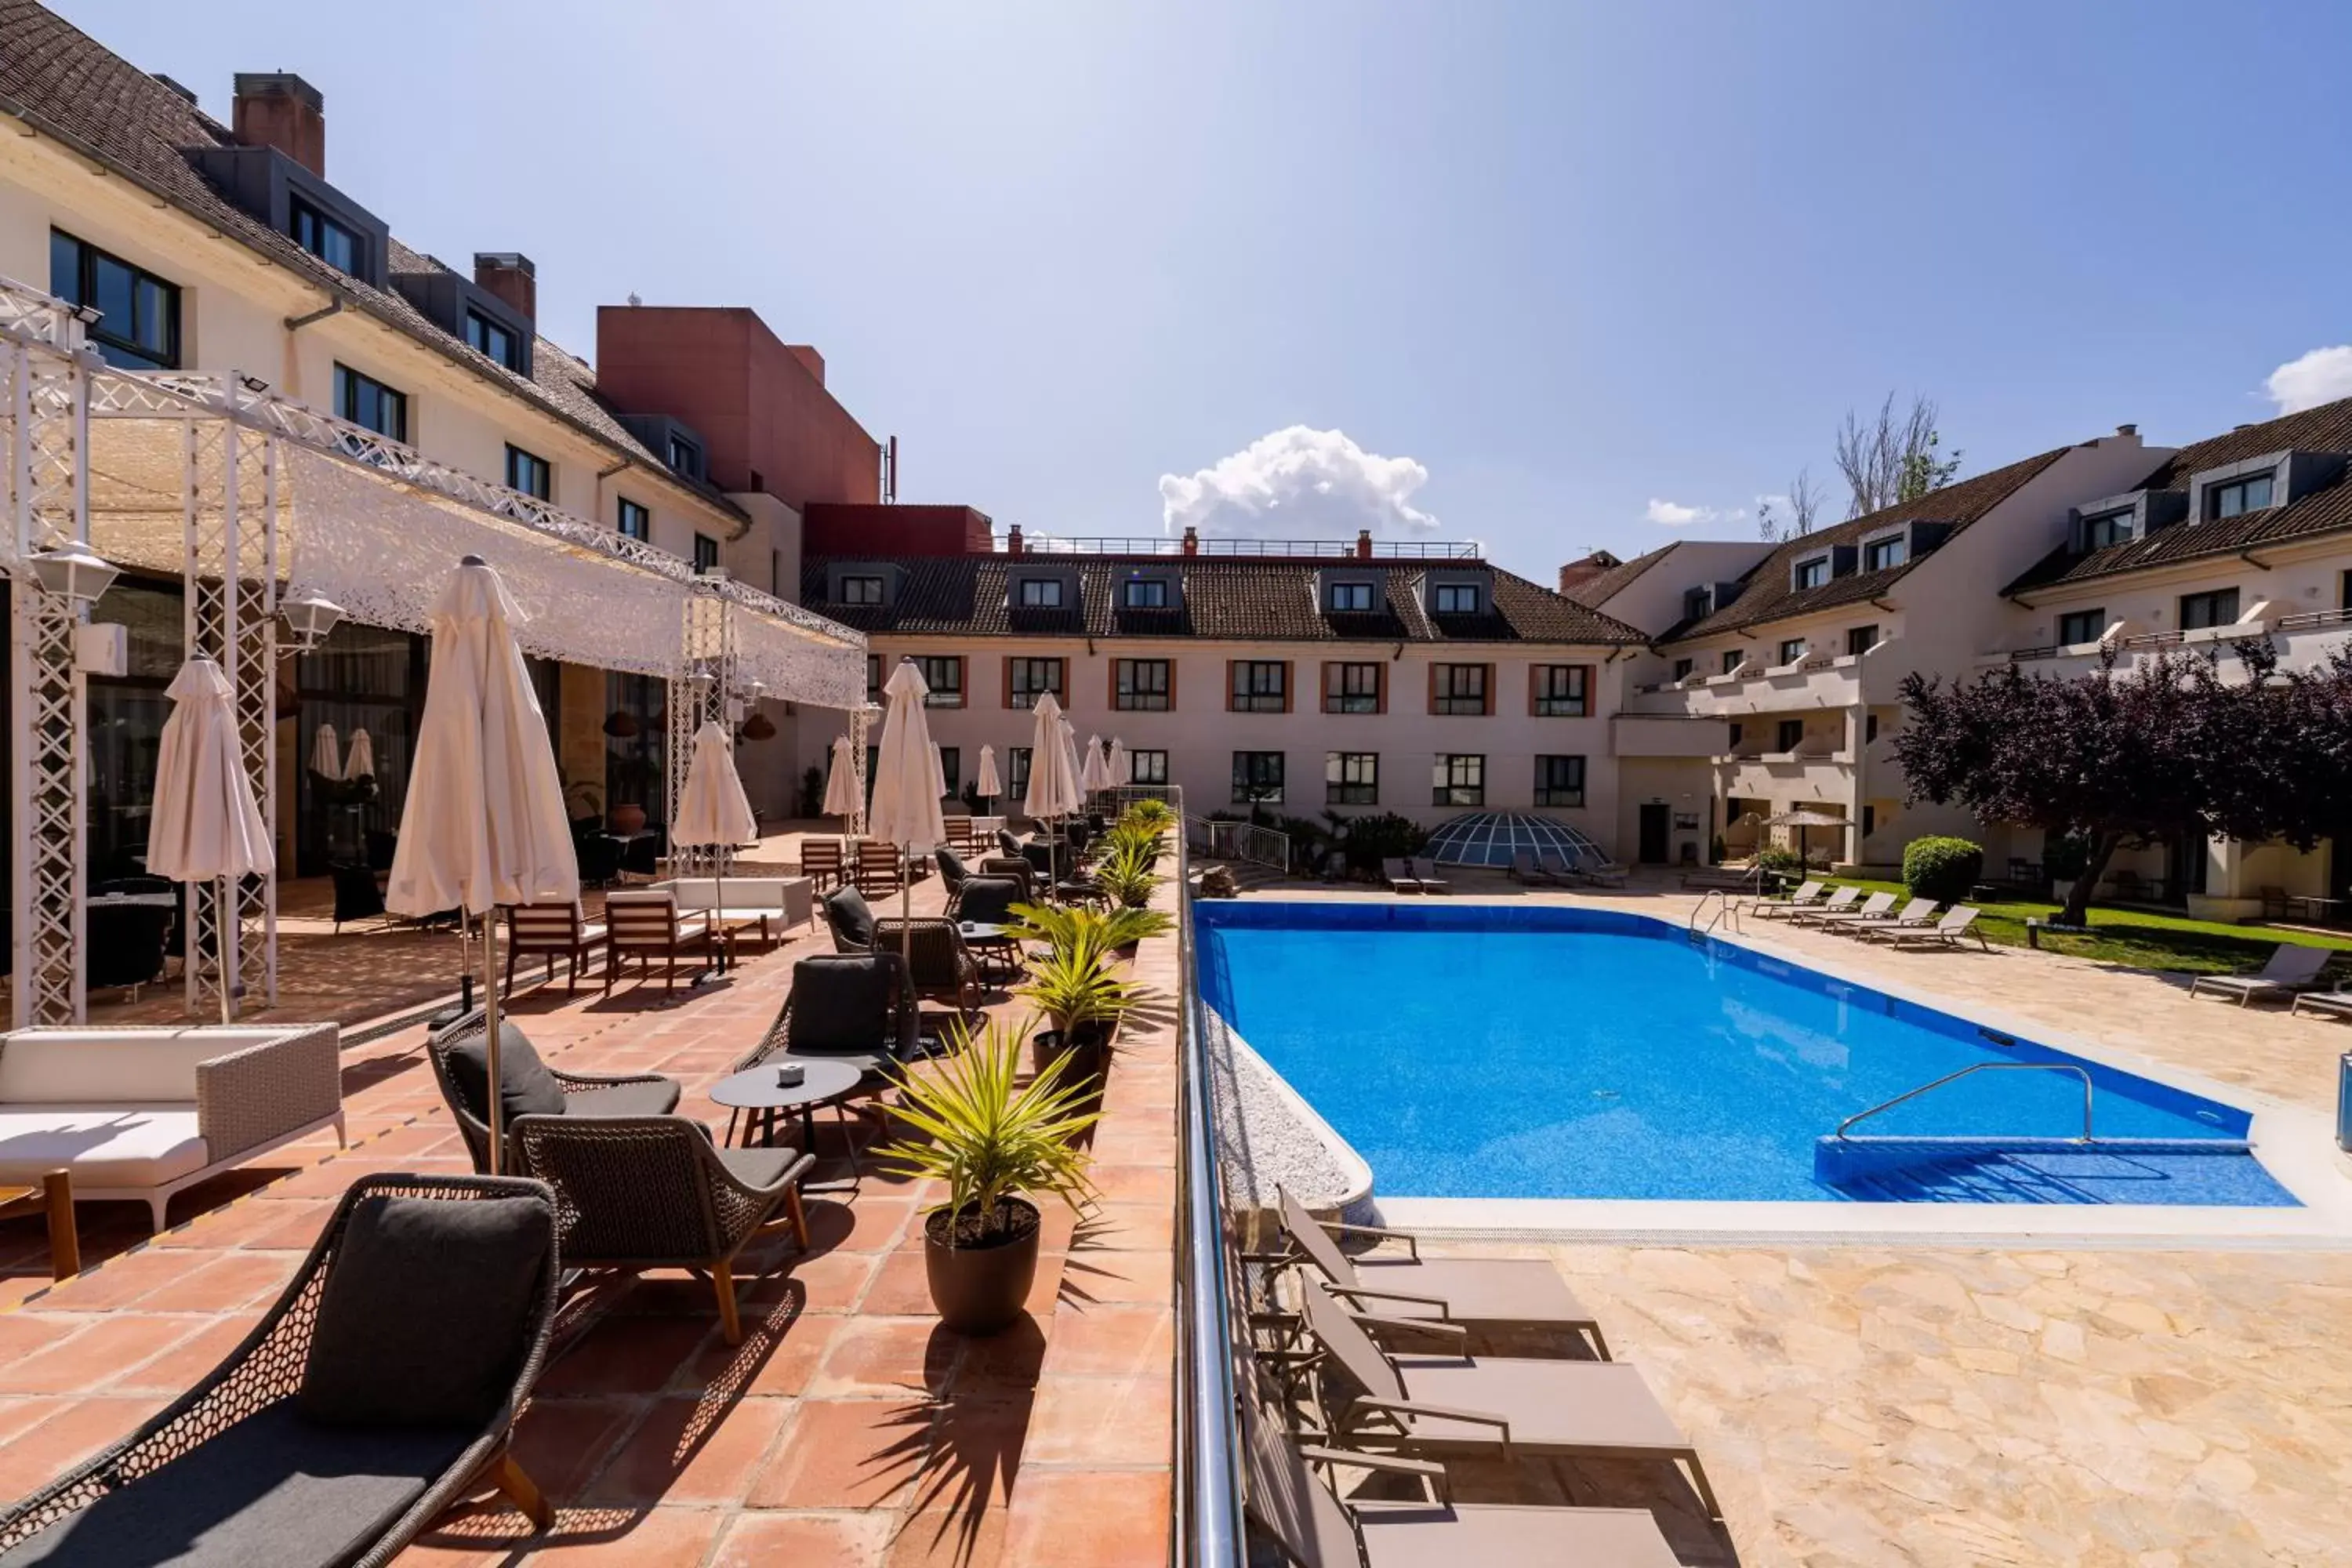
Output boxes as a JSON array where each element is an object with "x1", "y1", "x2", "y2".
[
  {"x1": 803, "y1": 554, "x2": 1648, "y2": 645},
  {"x1": 2005, "y1": 397, "x2": 2352, "y2": 595},
  {"x1": 1559, "y1": 544, "x2": 1674, "y2": 608},
  {"x1": 0, "y1": 2, "x2": 741, "y2": 522},
  {"x1": 1661, "y1": 446, "x2": 2071, "y2": 642}
]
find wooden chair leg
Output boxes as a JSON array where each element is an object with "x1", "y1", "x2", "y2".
[
  {"x1": 713, "y1": 1258, "x2": 742, "y2": 1345},
  {"x1": 41, "y1": 1171, "x2": 78, "y2": 1279},
  {"x1": 491, "y1": 1452, "x2": 554, "y2": 1530},
  {"x1": 783, "y1": 1185, "x2": 811, "y2": 1250}
]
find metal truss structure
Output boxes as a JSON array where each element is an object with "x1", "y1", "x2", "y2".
[{"x1": 667, "y1": 573, "x2": 740, "y2": 874}]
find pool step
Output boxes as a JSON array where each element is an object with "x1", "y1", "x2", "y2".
[{"x1": 1817, "y1": 1134, "x2": 2257, "y2": 1207}]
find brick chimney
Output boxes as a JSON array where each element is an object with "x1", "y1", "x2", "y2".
[
  {"x1": 232, "y1": 72, "x2": 325, "y2": 178},
  {"x1": 1006, "y1": 524, "x2": 1025, "y2": 557},
  {"x1": 1556, "y1": 549, "x2": 1621, "y2": 595},
  {"x1": 473, "y1": 253, "x2": 535, "y2": 322},
  {"x1": 1180, "y1": 526, "x2": 1199, "y2": 557},
  {"x1": 1355, "y1": 529, "x2": 1374, "y2": 561},
  {"x1": 786, "y1": 346, "x2": 826, "y2": 385}
]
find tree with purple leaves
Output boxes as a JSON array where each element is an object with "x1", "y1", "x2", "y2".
[{"x1": 1892, "y1": 641, "x2": 2352, "y2": 929}]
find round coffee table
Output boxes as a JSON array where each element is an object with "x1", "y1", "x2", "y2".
[
  {"x1": 959, "y1": 920, "x2": 1020, "y2": 982},
  {"x1": 710, "y1": 1058, "x2": 866, "y2": 1168}
]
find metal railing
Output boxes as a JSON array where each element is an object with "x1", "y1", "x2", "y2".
[
  {"x1": 995, "y1": 533, "x2": 1483, "y2": 561},
  {"x1": 1834, "y1": 1062, "x2": 2096, "y2": 1142},
  {"x1": 1171, "y1": 785, "x2": 1248, "y2": 1566},
  {"x1": 1185, "y1": 815, "x2": 1292, "y2": 875},
  {"x1": 1688, "y1": 888, "x2": 1741, "y2": 936},
  {"x1": 2275, "y1": 607, "x2": 2352, "y2": 632}
]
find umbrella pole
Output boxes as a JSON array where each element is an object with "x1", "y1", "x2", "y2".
[
  {"x1": 214, "y1": 877, "x2": 234, "y2": 1026},
  {"x1": 484, "y1": 909, "x2": 503, "y2": 1176},
  {"x1": 899, "y1": 851, "x2": 913, "y2": 971}
]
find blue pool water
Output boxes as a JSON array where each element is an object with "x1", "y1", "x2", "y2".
[{"x1": 1196, "y1": 902, "x2": 2299, "y2": 1206}]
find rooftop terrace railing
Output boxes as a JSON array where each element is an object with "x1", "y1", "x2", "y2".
[
  {"x1": 993, "y1": 534, "x2": 1483, "y2": 561},
  {"x1": 1169, "y1": 785, "x2": 1249, "y2": 1567}
]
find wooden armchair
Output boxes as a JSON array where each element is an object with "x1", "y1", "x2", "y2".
[
  {"x1": 799, "y1": 837, "x2": 844, "y2": 892},
  {"x1": 854, "y1": 839, "x2": 902, "y2": 897},
  {"x1": 601, "y1": 890, "x2": 712, "y2": 993},
  {"x1": 501, "y1": 902, "x2": 607, "y2": 994}
]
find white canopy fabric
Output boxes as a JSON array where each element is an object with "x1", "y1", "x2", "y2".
[
  {"x1": 1058, "y1": 717, "x2": 1083, "y2": 804},
  {"x1": 148, "y1": 657, "x2": 274, "y2": 884},
  {"x1": 343, "y1": 727, "x2": 376, "y2": 782},
  {"x1": 1022, "y1": 694, "x2": 1082, "y2": 821},
  {"x1": 309, "y1": 721, "x2": 341, "y2": 780},
  {"x1": 1079, "y1": 732, "x2": 1109, "y2": 794},
  {"x1": 869, "y1": 662, "x2": 946, "y2": 852},
  {"x1": 822, "y1": 735, "x2": 862, "y2": 821},
  {"x1": 674, "y1": 720, "x2": 758, "y2": 851},
  {"x1": 1108, "y1": 737, "x2": 1131, "y2": 786},
  {"x1": 976, "y1": 744, "x2": 1002, "y2": 800},
  {"x1": 931, "y1": 741, "x2": 949, "y2": 802},
  {"x1": 387, "y1": 560, "x2": 579, "y2": 919}
]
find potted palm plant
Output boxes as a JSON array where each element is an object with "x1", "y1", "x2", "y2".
[
  {"x1": 1092, "y1": 836, "x2": 1160, "y2": 913},
  {"x1": 878, "y1": 1016, "x2": 1099, "y2": 1334}
]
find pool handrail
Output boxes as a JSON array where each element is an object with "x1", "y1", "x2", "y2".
[
  {"x1": 1835, "y1": 1061, "x2": 2096, "y2": 1143},
  {"x1": 1171, "y1": 785, "x2": 1248, "y2": 1566}
]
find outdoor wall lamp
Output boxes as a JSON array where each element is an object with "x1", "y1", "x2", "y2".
[
  {"x1": 278, "y1": 589, "x2": 346, "y2": 650},
  {"x1": 27, "y1": 541, "x2": 118, "y2": 604}
]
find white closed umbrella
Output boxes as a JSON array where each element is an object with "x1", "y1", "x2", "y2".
[
  {"x1": 1079, "y1": 732, "x2": 1109, "y2": 797},
  {"x1": 675, "y1": 719, "x2": 760, "y2": 972},
  {"x1": 387, "y1": 557, "x2": 578, "y2": 1174},
  {"x1": 931, "y1": 741, "x2": 949, "y2": 801},
  {"x1": 822, "y1": 734, "x2": 861, "y2": 837},
  {"x1": 1024, "y1": 695, "x2": 1083, "y2": 885},
  {"x1": 342, "y1": 727, "x2": 376, "y2": 782},
  {"x1": 1108, "y1": 737, "x2": 1131, "y2": 786},
  {"x1": 869, "y1": 662, "x2": 948, "y2": 967},
  {"x1": 976, "y1": 743, "x2": 1002, "y2": 811},
  {"x1": 148, "y1": 657, "x2": 274, "y2": 1025},
  {"x1": 310, "y1": 720, "x2": 342, "y2": 780}
]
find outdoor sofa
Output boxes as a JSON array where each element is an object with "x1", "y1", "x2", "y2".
[
  {"x1": 0, "y1": 1024, "x2": 345, "y2": 1231},
  {"x1": 650, "y1": 874, "x2": 815, "y2": 955}
]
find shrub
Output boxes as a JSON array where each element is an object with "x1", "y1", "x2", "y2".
[
  {"x1": 1903, "y1": 836, "x2": 1984, "y2": 902},
  {"x1": 2042, "y1": 833, "x2": 2091, "y2": 882},
  {"x1": 1754, "y1": 844, "x2": 1804, "y2": 879},
  {"x1": 1331, "y1": 812, "x2": 1426, "y2": 876}
]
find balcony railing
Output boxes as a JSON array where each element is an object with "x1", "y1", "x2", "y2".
[{"x1": 997, "y1": 534, "x2": 1483, "y2": 561}]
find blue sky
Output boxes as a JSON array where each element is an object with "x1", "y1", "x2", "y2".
[{"x1": 67, "y1": 0, "x2": 2352, "y2": 583}]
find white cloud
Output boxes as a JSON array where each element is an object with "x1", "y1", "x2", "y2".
[
  {"x1": 1159, "y1": 426, "x2": 1439, "y2": 541},
  {"x1": 1644, "y1": 498, "x2": 1749, "y2": 528},
  {"x1": 2266, "y1": 346, "x2": 2352, "y2": 415}
]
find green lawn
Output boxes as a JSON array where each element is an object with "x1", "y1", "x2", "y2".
[{"x1": 1825, "y1": 877, "x2": 2352, "y2": 977}]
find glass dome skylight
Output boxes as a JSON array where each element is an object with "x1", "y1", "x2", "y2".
[{"x1": 1419, "y1": 811, "x2": 1606, "y2": 869}]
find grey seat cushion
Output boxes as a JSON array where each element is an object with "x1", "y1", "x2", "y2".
[
  {"x1": 297, "y1": 1193, "x2": 550, "y2": 1428},
  {"x1": 0, "y1": 1403, "x2": 473, "y2": 1566},
  {"x1": 718, "y1": 1145, "x2": 810, "y2": 1191},
  {"x1": 444, "y1": 1023, "x2": 567, "y2": 1124},
  {"x1": 564, "y1": 1079, "x2": 682, "y2": 1118}
]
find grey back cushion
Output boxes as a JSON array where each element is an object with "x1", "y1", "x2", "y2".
[
  {"x1": 956, "y1": 877, "x2": 1024, "y2": 927},
  {"x1": 298, "y1": 1192, "x2": 552, "y2": 1427},
  {"x1": 445, "y1": 1022, "x2": 568, "y2": 1124},
  {"x1": 788, "y1": 953, "x2": 901, "y2": 1054},
  {"x1": 826, "y1": 884, "x2": 877, "y2": 949},
  {"x1": 935, "y1": 845, "x2": 967, "y2": 887}
]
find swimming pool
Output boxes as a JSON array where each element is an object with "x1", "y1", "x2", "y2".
[{"x1": 1196, "y1": 901, "x2": 2299, "y2": 1207}]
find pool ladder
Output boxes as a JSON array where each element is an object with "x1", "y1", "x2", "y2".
[
  {"x1": 1834, "y1": 1062, "x2": 2097, "y2": 1143},
  {"x1": 1689, "y1": 889, "x2": 1742, "y2": 938}
]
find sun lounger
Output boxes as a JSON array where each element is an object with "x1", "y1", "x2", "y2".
[
  {"x1": 1846, "y1": 897, "x2": 1939, "y2": 940},
  {"x1": 1806, "y1": 890, "x2": 1896, "y2": 932},
  {"x1": 1750, "y1": 879, "x2": 1824, "y2": 918},
  {"x1": 1294, "y1": 1279, "x2": 1721, "y2": 1519},
  {"x1": 1410, "y1": 858, "x2": 1450, "y2": 894},
  {"x1": 2190, "y1": 943, "x2": 2336, "y2": 1006},
  {"x1": 1561, "y1": 850, "x2": 1628, "y2": 887},
  {"x1": 1784, "y1": 886, "x2": 1861, "y2": 927},
  {"x1": 1508, "y1": 851, "x2": 1563, "y2": 887},
  {"x1": 1890, "y1": 905, "x2": 1989, "y2": 951},
  {"x1": 2290, "y1": 991, "x2": 2352, "y2": 1021},
  {"x1": 1383, "y1": 858, "x2": 1425, "y2": 895},
  {"x1": 1261, "y1": 1188, "x2": 1608, "y2": 1356},
  {"x1": 1241, "y1": 1390, "x2": 1679, "y2": 1568}
]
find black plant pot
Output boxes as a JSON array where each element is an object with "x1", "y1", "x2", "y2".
[{"x1": 925, "y1": 1197, "x2": 1041, "y2": 1335}]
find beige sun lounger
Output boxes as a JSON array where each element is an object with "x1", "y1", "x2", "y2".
[
  {"x1": 1890, "y1": 905, "x2": 1989, "y2": 951},
  {"x1": 1409, "y1": 858, "x2": 1450, "y2": 894},
  {"x1": 1241, "y1": 1391, "x2": 1679, "y2": 1568},
  {"x1": 1782, "y1": 886, "x2": 1860, "y2": 927},
  {"x1": 2190, "y1": 943, "x2": 2335, "y2": 1006},
  {"x1": 1508, "y1": 851, "x2": 1564, "y2": 887},
  {"x1": 1847, "y1": 897, "x2": 1939, "y2": 940},
  {"x1": 1265, "y1": 1189, "x2": 1608, "y2": 1357},
  {"x1": 1750, "y1": 879, "x2": 1824, "y2": 918},
  {"x1": 1382, "y1": 858, "x2": 1424, "y2": 895},
  {"x1": 1298, "y1": 1280, "x2": 1722, "y2": 1520},
  {"x1": 1807, "y1": 890, "x2": 1896, "y2": 931},
  {"x1": 2291, "y1": 991, "x2": 2352, "y2": 1021}
]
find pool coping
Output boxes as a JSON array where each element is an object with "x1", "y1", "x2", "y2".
[{"x1": 1206, "y1": 896, "x2": 2352, "y2": 1248}]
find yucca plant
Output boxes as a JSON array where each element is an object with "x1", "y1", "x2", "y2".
[
  {"x1": 877, "y1": 1015, "x2": 1099, "y2": 1249},
  {"x1": 1119, "y1": 797, "x2": 1174, "y2": 831},
  {"x1": 1017, "y1": 943, "x2": 1138, "y2": 1039},
  {"x1": 1005, "y1": 901, "x2": 1170, "y2": 961},
  {"x1": 1093, "y1": 836, "x2": 1161, "y2": 909}
]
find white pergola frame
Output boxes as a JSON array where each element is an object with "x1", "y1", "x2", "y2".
[{"x1": 2, "y1": 270, "x2": 865, "y2": 1025}]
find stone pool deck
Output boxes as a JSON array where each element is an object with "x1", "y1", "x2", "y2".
[{"x1": 1285, "y1": 879, "x2": 2352, "y2": 1566}]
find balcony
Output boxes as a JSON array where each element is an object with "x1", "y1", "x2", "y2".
[
  {"x1": 1993, "y1": 610, "x2": 2352, "y2": 682},
  {"x1": 1629, "y1": 638, "x2": 1905, "y2": 717}
]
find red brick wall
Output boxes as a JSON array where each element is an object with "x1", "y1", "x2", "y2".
[
  {"x1": 594, "y1": 307, "x2": 881, "y2": 510},
  {"x1": 803, "y1": 504, "x2": 994, "y2": 557}
]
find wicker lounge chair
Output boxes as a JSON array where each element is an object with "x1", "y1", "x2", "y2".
[
  {"x1": 1240, "y1": 1385, "x2": 1677, "y2": 1568},
  {"x1": 1262, "y1": 1188, "x2": 1608, "y2": 1356},
  {"x1": 0, "y1": 1173, "x2": 561, "y2": 1566},
  {"x1": 426, "y1": 1009, "x2": 681, "y2": 1176},
  {"x1": 1295, "y1": 1280, "x2": 1721, "y2": 1519},
  {"x1": 935, "y1": 844, "x2": 970, "y2": 902},
  {"x1": 1784, "y1": 886, "x2": 1863, "y2": 927},
  {"x1": 824, "y1": 884, "x2": 877, "y2": 953},
  {"x1": 1889, "y1": 906, "x2": 1988, "y2": 951},
  {"x1": 1842, "y1": 896, "x2": 1938, "y2": 939},
  {"x1": 2290, "y1": 991, "x2": 2352, "y2": 1021},
  {"x1": 873, "y1": 916, "x2": 984, "y2": 1013},
  {"x1": 1382, "y1": 858, "x2": 1423, "y2": 895},
  {"x1": 728, "y1": 952, "x2": 924, "y2": 1144},
  {"x1": 2190, "y1": 943, "x2": 2336, "y2": 1006},
  {"x1": 977, "y1": 856, "x2": 1043, "y2": 903},
  {"x1": 509, "y1": 1114, "x2": 813, "y2": 1345},
  {"x1": 1750, "y1": 879, "x2": 1825, "y2": 918}
]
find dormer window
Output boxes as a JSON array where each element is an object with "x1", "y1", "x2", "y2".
[
  {"x1": 1861, "y1": 534, "x2": 1908, "y2": 572},
  {"x1": 1432, "y1": 583, "x2": 1481, "y2": 615},
  {"x1": 1329, "y1": 581, "x2": 1376, "y2": 612},
  {"x1": 1018, "y1": 578, "x2": 1063, "y2": 608},
  {"x1": 466, "y1": 309, "x2": 522, "y2": 372},
  {"x1": 1793, "y1": 556, "x2": 1830, "y2": 590},
  {"x1": 290, "y1": 198, "x2": 361, "y2": 274},
  {"x1": 1123, "y1": 578, "x2": 1168, "y2": 608},
  {"x1": 840, "y1": 575, "x2": 885, "y2": 606},
  {"x1": 1683, "y1": 586, "x2": 1712, "y2": 621},
  {"x1": 667, "y1": 432, "x2": 705, "y2": 481},
  {"x1": 2206, "y1": 473, "x2": 2274, "y2": 520},
  {"x1": 2082, "y1": 509, "x2": 2134, "y2": 550}
]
